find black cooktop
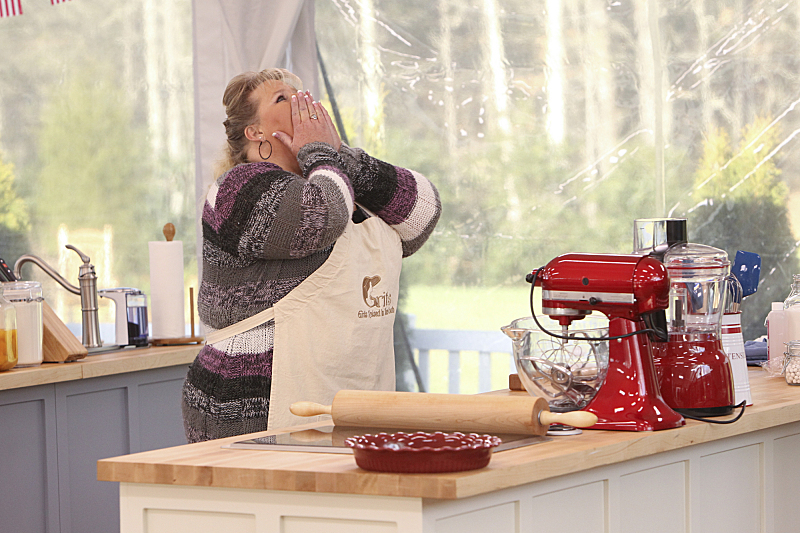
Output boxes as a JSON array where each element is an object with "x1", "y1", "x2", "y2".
[{"x1": 225, "y1": 425, "x2": 550, "y2": 454}]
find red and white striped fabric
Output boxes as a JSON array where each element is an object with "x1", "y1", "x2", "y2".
[{"x1": 0, "y1": 0, "x2": 23, "y2": 18}]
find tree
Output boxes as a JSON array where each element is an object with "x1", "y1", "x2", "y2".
[
  {"x1": 33, "y1": 62, "x2": 151, "y2": 320},
  {"x1": 0, "y1": 149, "x2": 30, "y2": 262},
  {"x1": 689, "y1": 117, "x2": 798, "y2": 340}
]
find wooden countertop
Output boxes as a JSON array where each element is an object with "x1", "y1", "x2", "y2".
[
  {"x1": 0, "y1": 344, "x2": 200, "y2": 391},
  {"x1": 97, "y1": 369, "x2": 800, "y2": 500}
]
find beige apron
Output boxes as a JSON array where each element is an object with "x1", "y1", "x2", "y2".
[{"x1": 205, "y1": 215, "x2": 402, "y2": 430}]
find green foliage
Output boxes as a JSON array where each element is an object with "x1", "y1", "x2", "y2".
[
  {"x1": 689, "y1": 118, "x2": 799, "y2": 340},
  {"x1": 693, "y1": 118, "x2": 788, "y2": 205},
  {"x1": 0, "y1": 155, "x2": 29, "y2": 233},
  {"x1": 34, "y1": 62, "x2": 151, "y2": 277},
  {"x1": 0, "y1": 150, "x2": 30, "y2": 260}
]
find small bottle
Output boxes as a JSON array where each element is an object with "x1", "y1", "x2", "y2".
[
  {"x1": 0, "y1": 287, "x2": 17, "y2": 371},
  {"x1": 768, "y1": 302, "x2": 788, "y2": 360}
]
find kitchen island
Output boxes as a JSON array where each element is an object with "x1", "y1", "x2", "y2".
[
  {"x1": 0, "y1": 344, "x2": 200, "y2": 533},
  {"x1": 98, "y1": 369, "x2": 800, "y2": 533}
]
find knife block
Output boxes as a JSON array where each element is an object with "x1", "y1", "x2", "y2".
[{"x1": 42, "y1": 302, "x2": 87, "y2": 362}]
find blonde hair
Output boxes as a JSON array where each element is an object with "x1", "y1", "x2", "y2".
[{"x1": 214, "y1": 68, "x2": 303, "y2": 177}]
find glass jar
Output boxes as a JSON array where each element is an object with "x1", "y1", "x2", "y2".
[
  {"x1": 784, "y1": 341, "x2": 800, "y2": 385},
  {"x1": 0, "y1": 287, "x2": 17, "y2": 371},
  {"x1": 2, "y1": 281, "x2": 43, "y2": 367},
  {"x1": 784, "y1": 274, "x2": 800, "y2": 309}
]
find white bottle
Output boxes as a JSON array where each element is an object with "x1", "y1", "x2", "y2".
[{"x1": 768, "y1": 302, "x2": 788, "y2": 360}]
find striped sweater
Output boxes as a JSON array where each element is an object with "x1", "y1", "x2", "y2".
[{"x1": 181, "y1": 142, "x2": 441, "y2": 442}]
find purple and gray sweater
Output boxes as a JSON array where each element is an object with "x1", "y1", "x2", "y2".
[{"x1": 181, "y1": 142, "x2": 441, "y2": 442}]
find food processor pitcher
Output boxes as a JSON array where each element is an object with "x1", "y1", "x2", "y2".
[{"x1": 652, "y1": 243, "x2": 735, "y2": 416}]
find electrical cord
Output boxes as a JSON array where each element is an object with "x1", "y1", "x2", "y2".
[{"x1": 678, "y1": 401, "x2": 746, "y2": 424}]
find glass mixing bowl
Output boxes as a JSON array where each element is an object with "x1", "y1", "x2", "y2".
[{"x1": 501, "y1": 317, "x2": 609, "y2": 412}]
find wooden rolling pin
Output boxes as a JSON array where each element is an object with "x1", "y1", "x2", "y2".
[{"x1": 290, "y1": 390, "x2": 597, "y2": 436}]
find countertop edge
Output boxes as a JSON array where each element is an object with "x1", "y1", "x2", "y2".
[
  {"x1": 96, "y1": 371, "x2": 800, "y2": 500},
  {"x1": 0, "y1": 344, "x2": 201, "y2": 391}
]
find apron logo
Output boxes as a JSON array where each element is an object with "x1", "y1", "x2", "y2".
[{"x1": 359, "y1": 276, "x2": 395, "y2": 318}]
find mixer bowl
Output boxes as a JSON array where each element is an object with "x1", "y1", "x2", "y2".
[{"x1": 501, "y1": 317, "x2": 609, "y2": 412}]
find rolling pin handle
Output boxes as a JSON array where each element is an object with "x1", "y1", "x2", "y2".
[
  {"x1": 289, "y1": 401, "x2": 332, "y2": 417},
  {"x1": 539, "y1": 409, "x2": 598, "y2": 428}
]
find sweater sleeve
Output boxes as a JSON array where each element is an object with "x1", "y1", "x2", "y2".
[
  {"x1": 336, "y1": 143, "x2": 442, "y2": 257},
  {"x1": 202, "y1": 146, "x2": 354, "y2": 261}
]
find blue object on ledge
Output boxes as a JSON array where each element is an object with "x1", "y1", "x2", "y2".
[{"x1": 745, "y1": 340, "x2": 768, "y2": 366}]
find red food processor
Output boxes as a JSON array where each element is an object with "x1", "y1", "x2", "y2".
[
  {"x1": 651, "y1": 243, "x2": 737, "y2": 417},
  {"x1": 504, "y1": 253, "x2": 685, "y2": 431}
]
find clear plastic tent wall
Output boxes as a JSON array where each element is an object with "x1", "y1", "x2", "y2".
[
  {"x1": 313, "y1": 0, "x2": 800, "y2": 348},
  {"x1": 0, "y1": 0, "x2": 798, "y2": 392}
]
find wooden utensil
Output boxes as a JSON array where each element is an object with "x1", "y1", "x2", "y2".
[
  {"x1": 162, "y1": 222, "x2": 176, "y2": 242},
  {"x1": 509, "y1": 373, "x2": 524, "y2": 391},
  {"x1": 42, "y1": 301, "x2": 87, "y2": 362},
  {"x1": 290, "y1": 390, "x2": 598, "y2": 436}
]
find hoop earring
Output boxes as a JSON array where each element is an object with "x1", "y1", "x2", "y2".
[{"x1": 258, "y1": 140, "x2": 273, "y2": 160}]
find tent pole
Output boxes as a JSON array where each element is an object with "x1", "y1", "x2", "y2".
[{"x1": 316, "y1": 42, "x2": 350, "y2": 145}]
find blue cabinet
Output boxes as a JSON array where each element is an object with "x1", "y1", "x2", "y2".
[{"x1": 0, "y1": 364, "x2": 189, "y2": 533}]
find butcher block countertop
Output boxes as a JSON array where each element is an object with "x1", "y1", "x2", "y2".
[
  {"x1": 97, "y1": 369, "x2": 800, "y2": 501},
  {"x1": 0, "y1": 344, "x2": 200, "y2": 391}
]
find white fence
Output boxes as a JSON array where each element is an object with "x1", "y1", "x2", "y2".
[{"x1": 407, "y1": 329, "x2": 515, "y2": 394}]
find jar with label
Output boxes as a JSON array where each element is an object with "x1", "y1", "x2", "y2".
[
  {"x1": 785, "y1": 341, "x2": 800, "y2": 385},
  {"x1": 0, "y1": 287, "x2": 17, "y2": 371},
  {"x1": 785, "y1": 275, "x2": 800, "y2": 346},
  {"x1": 2, "y1": 281, "x2": 43, "y2": 367}
]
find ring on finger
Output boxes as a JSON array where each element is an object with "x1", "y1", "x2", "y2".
[{"x1": 309, "y1": 113, "x2": 318, "y2": 120}]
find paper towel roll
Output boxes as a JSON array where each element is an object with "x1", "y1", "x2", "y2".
[{"x1": 148, "y1": 241, "x2": 185, "y2": 339}]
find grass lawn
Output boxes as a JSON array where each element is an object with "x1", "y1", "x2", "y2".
[
  {"x1": 401, "y1": 284, "x2": 607, "y2": 394},
  {"x1": 403, "y1": 284, "x2": 534, "y2": 331},
  {"x1": 402, "y1": 284, "x2": 533, "y2": 394}
]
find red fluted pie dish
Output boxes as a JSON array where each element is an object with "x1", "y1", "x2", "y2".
[{"x1": 344, "y1": 431, "x2": 502, "y2": 473}]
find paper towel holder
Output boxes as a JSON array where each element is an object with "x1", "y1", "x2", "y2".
[
  {"x1": 150, "y1": 287, "x2": 203, "y2": 346},
  {"x1": 150, "y1": 223, "x2": 203, "y2": 346}
]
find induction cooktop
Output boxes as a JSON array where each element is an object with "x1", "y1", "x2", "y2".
[{"x1": 224, "y1": 425, "x2": 551, "y2": 454}]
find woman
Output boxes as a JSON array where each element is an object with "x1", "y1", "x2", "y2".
[{"x1": 181, "y1": 68, "x2": 441, "y2": 442}]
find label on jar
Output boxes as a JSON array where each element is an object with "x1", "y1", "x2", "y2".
[{"x1": 721, "y1": 312, "x2": 752, "y2": 405}]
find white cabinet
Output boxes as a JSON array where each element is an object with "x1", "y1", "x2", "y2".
[{"x1": 116, "y1": 420, "x2": 800, "y2": 533}]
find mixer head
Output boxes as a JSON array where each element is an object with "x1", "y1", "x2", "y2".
[{"x1": 529, "y1": 253, "x2": 670, "y2": 326}]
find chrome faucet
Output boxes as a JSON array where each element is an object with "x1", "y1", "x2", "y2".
[{"x1": 14, "y1": 245, "x2": 103, "y2": 349}]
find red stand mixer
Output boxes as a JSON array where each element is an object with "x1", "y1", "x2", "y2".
[{"x1": 519, "y1": 253, "x2": 685, "y2": 431}]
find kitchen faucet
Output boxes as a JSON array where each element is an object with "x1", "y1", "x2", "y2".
[{"x1": 14, "y1": 245, "x2": 103, "y2": 349}]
